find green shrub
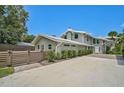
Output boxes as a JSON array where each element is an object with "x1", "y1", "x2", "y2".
[
  {"x1": 72, "y1": 50, "x2": 76, "y2": 57},
  {"x1": 107, "y1": 49, "x2": 122, "y2": 55},
  {"x1": 55, "y1": 52, "x2": 61, "y2": 60},
  {"x1": 0, "y1": 67, "x2": 14, "y2": 78},
  {"x1": 81, "y1": 49, "x2": 86, "y2": 55},
  {"x1": 61, "y1": 50, "x2": 68, "y2": 59},
  {"x1": 122, "y1": 49, "x2": 124, "y2": 57},
  {"x1": 78, "y1": 50, "x2": 82, "y2": 56},
  {"x1": 47, "y1": 51, "x2": 55, "y2": 62},
  {"x1": 67, "y1": 50, "x2": 72, "y2": 58},
  {"x1": 87, "y1": 49, "x2": 92, "y2": 54}
]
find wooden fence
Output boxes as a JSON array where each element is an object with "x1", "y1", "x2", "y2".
[
  {"x1": 0, "y1": 44, "x2": 34, "y2": 51},
  {"x1": 0, "y1": 50, "x2": 47, "y2": 67}
]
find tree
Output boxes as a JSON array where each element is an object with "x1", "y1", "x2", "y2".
[
  {"x1": 108, "y1": 31, "x2": 118, "y2": 40},
  {"x1": 120, "y1": 30, "x2": 124, "y2": 57},
  {"x1": 0, "y1": 6, "x2": 6, "y2": 43},
  {"x1": 0, "y1": 5, "x2": 28, "y2": 44},
  {"x1": 21, "y1": 34, "x2": 35, "y2": 43}
]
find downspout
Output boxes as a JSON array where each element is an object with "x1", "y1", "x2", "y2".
[{"x1": 55, "y1": 42, "x2": 63, "y2": 53}]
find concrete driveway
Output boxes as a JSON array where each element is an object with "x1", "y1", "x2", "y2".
[{"x1": 0, "y1": 56, "x2": 124, "y2": 87}]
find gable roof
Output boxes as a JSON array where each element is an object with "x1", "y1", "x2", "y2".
[
  {"x1": 32, "y1": 34, "x2": 93, "y2": 47},
  {"x1": 94, "y1": 37, "x2": 112, "y2": 41},
  {"x1": 60, "y1": 28, "x2": 93, "y2": 38},
  {"x1": 17, "y1": 42, "x2": 34, "y2": 46}
]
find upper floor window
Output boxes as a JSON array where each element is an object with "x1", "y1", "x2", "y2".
[
  {"x1": 93, "y1": 39, "x2": 96, "y2": 44},
  {"x1": 87, "y1": 36, "x2": 89, "y2": 41},
  {"x1": 48, "y1": 44, "x2": 52, "y2": 49},
  {"x1": 75, "y1": 33, "x2": 78, "y2": 39},
  {"x1": 97, "y1": 39, "x2": 100, "y2": 44}
]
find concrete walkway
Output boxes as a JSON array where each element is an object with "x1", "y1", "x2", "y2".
[{"x1": 0, "y1": 56, "x2": 124, "y2": 87}]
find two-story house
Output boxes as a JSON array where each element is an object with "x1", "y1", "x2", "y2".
[{"x1": 32, "y1": 27, "x2": 113, "y2": 54}]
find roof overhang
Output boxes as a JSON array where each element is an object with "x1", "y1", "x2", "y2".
[{"x1": 32, "y1": 34, "x2": 93, "y2": 47}]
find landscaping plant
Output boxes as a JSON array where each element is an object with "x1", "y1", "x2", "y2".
[
  {"x1": 81, "y1": 49, "x2": 86, "y2": 55},
  {"x1": 72, "y1": 50, "x2": 76, "y2": 57},
  {"x1": 0, "y1": 67, "x2": 14, "y2": 78},
  {"x1": 122, "y1": 49, "x2": 124, "y2": 57},
  {"x1": 55, "y1": 52, "x2": 61, "y2": 60},
  {"x1": 61, "y1": 50, "x2": 68, "y2": 59},
  {"x1": 67, "y1": 50, "x2": 72, "y2": 58},
  {"x1": 47, "y1": 51, "x2": 55, "y2": 62},
  {"x1": 78, "y1": 50, "x2": 82, "y2": 56}
]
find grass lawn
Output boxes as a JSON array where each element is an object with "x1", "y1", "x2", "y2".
[{"x1": 0, "y1": 67, "x2": 14, "y2": 78}]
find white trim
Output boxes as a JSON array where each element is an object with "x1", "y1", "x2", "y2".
[{"x1": 55, "y1": 42, "x2": 63, "y2": 53}]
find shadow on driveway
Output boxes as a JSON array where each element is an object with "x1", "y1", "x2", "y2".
[{"x1": 116, "y1": 55, "x2": 124, "y2": 66}]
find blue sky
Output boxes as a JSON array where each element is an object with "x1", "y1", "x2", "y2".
[{"x1": 24, "y1": 5, "x2": 124, "y2": 37}]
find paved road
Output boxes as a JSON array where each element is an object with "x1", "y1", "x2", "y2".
[{"x1": 0, "y1": 56, "x2": 124, "y2": 87}]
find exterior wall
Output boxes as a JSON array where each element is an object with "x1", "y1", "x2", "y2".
[
  {"x1": 57, "y1": 44, "x2": 87, "y2": 53},
  {"x1": 35, "y1": 38, "x2": 57, "y2": 51},
  {"x1": 93, "y1": 39, "x2": 108, "y2": 54},
  {"x1": 72, "y1": 33, "x2": 84, "y2": 43},
  {"x1": 35, "y1": 38, "x2": 88, "y2": 53},
  {"x1": 66, "y1": 32, "x2": 72, "y2": 40},
  {"x1": 93, "y1": 45, "x2": 103, "y2": 54},
  {"x1": 63, "y1": 32, "x2": 94, "y2": 45},
  {"x1": 84, "y1": 35, "x2": 93, "y2": 45}
]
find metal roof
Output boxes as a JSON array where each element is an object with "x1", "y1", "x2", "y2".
[{"x1": 32, "y1": 34, "x2": 93, "y2": 47}]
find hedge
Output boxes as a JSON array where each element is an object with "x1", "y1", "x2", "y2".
[{"x1": 47, "y1": 49, "x2": 92, "y2": 62}]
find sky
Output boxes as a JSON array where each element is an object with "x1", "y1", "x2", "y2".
[{"x1": 24, "y1": 5, "x2": 124, "y2": 37}]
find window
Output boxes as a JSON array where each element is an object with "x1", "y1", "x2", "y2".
[
  {"x1": 64, "y1": 44, "x2": 70, "y2": 46},
  {"x1": 64, "y1": 35, "x2": 67, "y2": 39},
  {"x1": 75, "y1": 33, "x2": 78, "y2": 39},
  {"x1": 71, "y1": 45, "x2": 76, "y2": 47},
  {"x1": 87, "y1": 36, "x2": 89, "y2": 41},
  {"x1": 93, "y1": 39, "x2": 96, "y2": 44},
  {"x1": 37, "y1": 45, "x2": 40, "y2": 49},
  {"x1": 97, "y1": 39, "x2": 99, "y2": 44},
  {"x1": 41, "y1": 45, "x2": 44, "y2": 50},
  {"x1": 48, "y1": 44, "x2": 52, "y2": 49}
]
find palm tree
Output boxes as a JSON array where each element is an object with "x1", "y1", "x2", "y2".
[{"x1": 108, "y1": 31, "x2": 118, "y2": 40}]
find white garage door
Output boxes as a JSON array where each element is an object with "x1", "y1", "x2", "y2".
[{"x1": 95, "y1": 46, "x2": 100, "y2": 53}]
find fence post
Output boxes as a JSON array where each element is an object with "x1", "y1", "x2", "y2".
[
  {"x1": 8, "y1": 50, "x2": 12, "y2": 66},
  {"x1": 27, "y1": 50, "x2": 30, "y2": 64},
  {"x1": 40, "y1": 50, "x2": 43, "y2": 61}
]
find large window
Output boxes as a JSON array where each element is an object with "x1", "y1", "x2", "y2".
[
  {"x1": 75, "y1": 33, "x2": 78, "y2": 39},
  {"x1": 48, "y1": 44, "x2": 52, "y2": 49}
]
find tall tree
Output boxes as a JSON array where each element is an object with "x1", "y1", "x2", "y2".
[
  {"x1": 0, "y1": 6, "x2": 6, "y2": 43},
  {"x1": 0, "y1": 5, "x2": 28, "y2": 44},
  {"x1": 108, "y1": 31, "x2": 118, "y2": 40},
  {"x1": 21, "y1": 34, "x2": 35, "y2": 43}
]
